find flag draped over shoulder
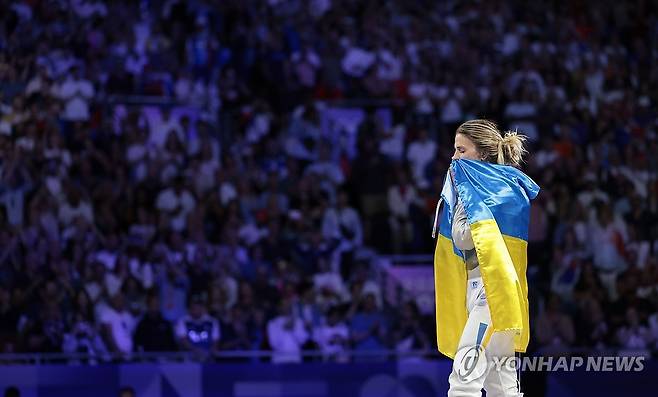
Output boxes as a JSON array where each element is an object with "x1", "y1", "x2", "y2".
[{"x1": 433, "y1": 159, "x2": 540, "y2": 359}]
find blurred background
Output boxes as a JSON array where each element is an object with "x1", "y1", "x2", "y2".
[{"x1": 0, "y1": 0, "x2": 656, "y2": 396}]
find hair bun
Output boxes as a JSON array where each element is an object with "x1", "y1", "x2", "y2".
[
  {"x1": 503, "y1": 130, "x2": 519, "y2": 141},
  {"x1": 455, "y1": 119, "x2": 528, "y2": 167}
]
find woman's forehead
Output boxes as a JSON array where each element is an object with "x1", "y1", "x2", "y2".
[{"x1": 454, "y1": 133, "x2": 475, "y2": 147}]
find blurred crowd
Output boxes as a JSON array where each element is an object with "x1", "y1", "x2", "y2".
[{"x1": 0, "y1": 0, "x2": 657, "y2": 361}]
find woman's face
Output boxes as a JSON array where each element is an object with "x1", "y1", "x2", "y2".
[{"x1": 452, "y1": 133, "x2": 482, "y2": 161}]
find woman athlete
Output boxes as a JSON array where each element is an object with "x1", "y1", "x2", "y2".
[{"x1": 447, "y1": 119, "x2": 528, "y2": 397}]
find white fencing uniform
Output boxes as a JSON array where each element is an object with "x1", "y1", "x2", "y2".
[{"x1": 447, "y1": 198, "x2": 523, "y2": 397}]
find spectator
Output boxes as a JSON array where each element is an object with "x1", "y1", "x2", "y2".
[
  {"x1": 349, "y1": 292, "x2": 388, "y2": 358},
  {"x1": 333, "y1": 190, "x2": 363, "y2": 279},
  {"x1": 503, "y1": 85, "x2": 539, "y2": 141},
  {"x1": 207, "y1": 268, "x2": 238, "y2": 319},
  {"x1": 266, "y1": 299, "x2": 309, "y2": 364},
  {"x1": 100, "y1": 293, "x2": 137, "y2": 355},
  {"x1": 305, "y1": 142, "x2": 344, "y2": 186},
  {"x1": 589, "y1": 202, "x2": 629, "y2": 297},
  {"x1": 293, "y1": 282, "x2": 323, "y2": 332},
  {"x1": 0, "y1": 0, "x2": 655, "y2": 360},
  {"x1": 175, "y1": 294, "x2": 220, "y2": 359},
  {"x1": 220, "y1": 305, "x2": 255, "y2": 352},
  {"x1": 313, "y1": 258, "x2": 349, "y2": 310},
  {"x1": 341, "y1": 46, "x2": 375, "y2": 79},
  {"x1": 0, "y1": 153, "x2": 33, "y2": 227},
  {"x1": 617, "y1": 307, "x2": 653, "y2": 351},
  {"x1": 535, "y1": 294, "x2": 576, "y2": 354},
  {"x1": 58, "y1": 186, "x2": 94, "y2": 227},
  {"x1": 148, "y1": 109, "x2": 183, "y2": 149},
  {"x1": 406, "y1": 129, "x2": 436, "y2": 189},
  {"x1": 53, "y1": 65, "x2": 94, "y2": 122},
  {"x1": 379, "y1": 124, "x2": 406, "y2": 162},
  {"x1": 62, "y1": 315, "x2": 108, "y2": 363},
  {"x1": 22, "y1": 293, "x2": 66, "y2": 353},
  {"x1": 313, "y1": 306, "x2": 349, "y2": 362},
  {"x1": 63, "y1": 290, "x2": 107, "y2": 359},
  {"x1": 392, "y1": 302, "x2": 430, "y2": 361},
  {"x1": 439, "y1": 84, "x2": 464, "y2": 127},
  {"x1": 155, "y1": 176, "x2": 196, "y2": 232},
  {"x1": 291, "y1": 45, "x2": 322, "y2": 95},
  {"x1": 125, "y1": 49, "x2": 147, "y2": 81},
  {"x1": 134, "y1": 294, "x2": 177, "y2": 352},
  {"x1": 25, "y1": 66, "x2": 51, "y2": 97},
  {"x1": 387, "y1": 168, "x2": 421, "y2": 253},
  {"x1": 575, "y1": 292, "x2": 609, "y2": 349}
]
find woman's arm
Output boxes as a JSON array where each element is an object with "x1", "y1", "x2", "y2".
[{"x1": 451, "y1": 197, "x2": 475, "y2": 250}]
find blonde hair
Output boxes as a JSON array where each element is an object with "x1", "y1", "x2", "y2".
[{"x1": 456, "y1": 119, "x2": 528, "y2": 167}]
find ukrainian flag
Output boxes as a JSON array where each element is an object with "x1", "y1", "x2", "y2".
[{"x1": 433, "y1": 158, "x2": 540, "y2": 359}]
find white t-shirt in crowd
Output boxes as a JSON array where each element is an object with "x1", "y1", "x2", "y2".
[
  {"x1": 104, "y1": 272, "x2": 123, "y2": 297},
  {"x1": 219, "y1": 181, "x2": 238, "y2": 206},
  {"x1": 379, "y1": 124, "x2": 406, "y2": 161},
  {"x1": 155, "y1": 188, "x2": 196, "y2": 231},
  {"x1": 406, "y1": 139, "x2": 437, "y2": 189},
  {"x1": 100, "y1": 306, "x2": 136, "y2": 354},
  {"x1": 25, "y1": 75, "x2": 48, "y2": 96},
  {"x1": 58, "y1": 200, "x2": 94, "y2": 226},
  {"x1": 125, "y1": 52, "x2": 147, "y2": 76},
  {"x1": 313, "y1": 272, "x2": 349, "y2": 300},
  {"x1": 335, "y1": 206, "x2": 363, "y2": 246},
  {"x1": 408, "y1": 82, "x2": 435, "y2": 114},
  {"x1": 194, "y1": 160, "x2": 220, "y2": 194},
  {"x1": 441, "y1": 97, "x2": 462, "y2": 123},
  {"x1": 305, "y1": 161, "x2": 345, "y2": 185},
  {"x1": 149, "y1": 115, "x2": 184, "y2": 148},
  {"x1": 267, "y1": 316, "x2": 309, "y2": 363},
  {"x1": 341, "y1": 47, "x2": 375, "y2": 77},
  {"x1": 55, "y1": 76, "x2": 95, "y2": 121},
  {"x1": 313, "y1": 322, "x2": 349, "y2": 359},
  {"x1": 388, "y1": 184, "x2": 418, "y2": 218}
]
